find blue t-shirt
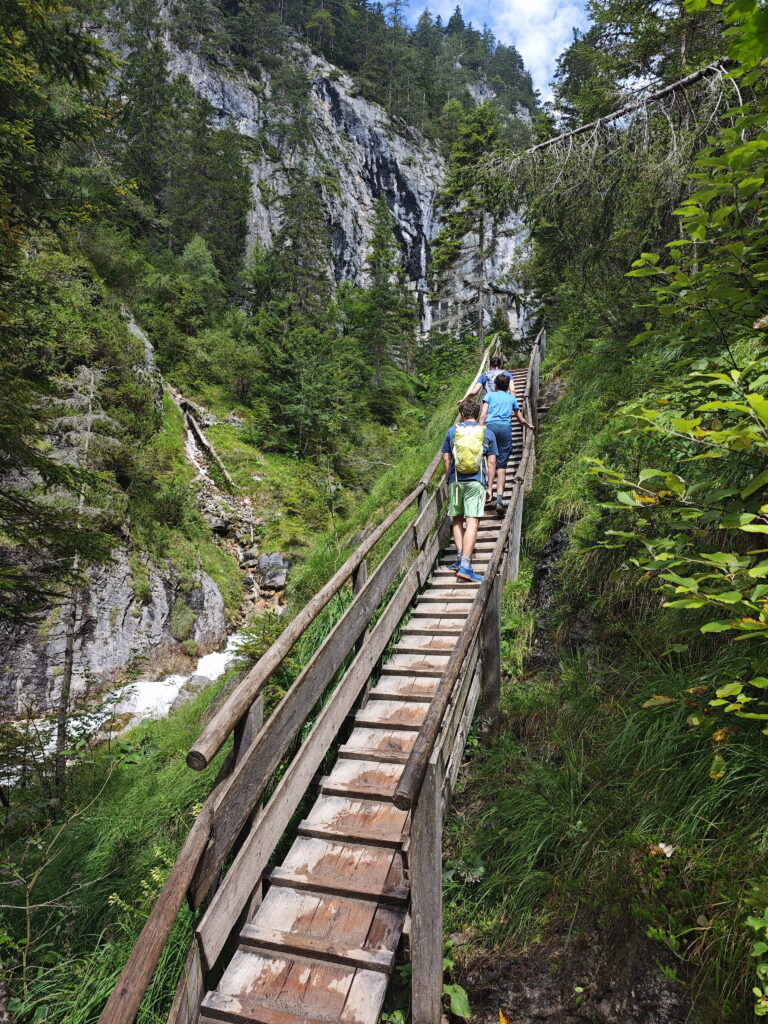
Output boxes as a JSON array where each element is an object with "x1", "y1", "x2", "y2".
[
  {"x1": 483, "y1": 391, "x2": 520, "y2": 426},
  {"x1": 441, "y1": 421, "x2": 499, "y2": 485}
]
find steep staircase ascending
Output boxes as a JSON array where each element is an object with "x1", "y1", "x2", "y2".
[{"x1": 199, "y1": 369, "x2": 528, "y2": 1024}]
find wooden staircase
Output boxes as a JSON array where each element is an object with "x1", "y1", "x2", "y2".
[
  {"x1": 199, "y1": 371, "x2": 528, "y2": 1024},
  {"x1": 98, "y1": 334, "x2": 544, "y2": 1024}
]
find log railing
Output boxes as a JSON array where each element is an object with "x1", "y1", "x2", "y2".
[
  {"x1": 98, "y1": 334, "x2": 516, "y2": 1024},
  {"x1": 401, "y1": 330, "x2": 544, "y2": 1024}
]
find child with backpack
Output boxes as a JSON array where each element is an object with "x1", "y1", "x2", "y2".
[
  {"x1": 479, "y1": 373, "x2": 535, "y2": 515},
  {"x1": 441, "y1": 397, "x2": 498, "y2": 583}
]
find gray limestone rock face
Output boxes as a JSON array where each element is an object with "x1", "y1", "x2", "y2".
[
  {"x1": 159, "y1": 40, "x2": 528, "y2": 333},
  {"x1": 0, "y1": 549, "x2": 226, "y2": 717}
]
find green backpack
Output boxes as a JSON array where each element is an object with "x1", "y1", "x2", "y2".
[{"x1": 453, "y1": 423, "x2": 485, "y2": 476}]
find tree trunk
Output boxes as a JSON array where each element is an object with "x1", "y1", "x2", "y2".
[
  {"x1": 55, "y1": 576, "x2": 79, "y2": 803},
  {"x1": 477, "y1": 212, "x2": 486, "y2": 349}
]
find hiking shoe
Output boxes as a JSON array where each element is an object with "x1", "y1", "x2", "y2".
[
  {"x1": 448, "y1": 555, "x2": 462, "y2": 571},
  {"x1": 495, "y1": 497, "x2": 506, "y2": 516},
  {"x1": 456, "y1": 563, "x2": 483, "y2": 583}
]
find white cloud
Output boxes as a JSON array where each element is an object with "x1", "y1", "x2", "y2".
[{"x1": 407, "y1": 0, "x2": 590, "y2": 100}]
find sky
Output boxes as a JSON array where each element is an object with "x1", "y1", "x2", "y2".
[{"x1": 404, "y1": 0, "x2": 591, "y2": 100}]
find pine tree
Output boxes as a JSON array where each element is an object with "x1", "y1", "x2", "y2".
[
  {"x1": 117, "y1": 0, "x2": 173, "y2": 201},
  {"x1": 432, "y1": 103, "x2": 507, "y2": 345},
  {"x1": 273, "y1": 175, "x2": 334, "y2": 321}
]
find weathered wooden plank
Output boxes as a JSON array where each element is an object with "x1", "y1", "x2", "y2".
[
  {"x1": 97, "y1": 805, "x2": 212, "y2": 1024},
  {"x1": 394, "y1": 635, "x2": 458, "y2": 655},
  {"x1": 239, "y1": 925, "x2": 394, "y2": 973},
  {"x1": 298, "y1": 795, "x2": 408, "y2": 848},
  {"x1": 167, "y1": 938, "x2": 204, "y2": 1024},
  {"x1": 194, "y1": 534, "x2": 435, "y2": 965},
  {"x1": 481, "y1": 573, "x2": 502, "y2": 743},
  {"x1": 190, "y1": 520, "x2": 418, "y2": 906},
  {"x1": 338, "y1": 727, "x2": 416, "y2": 761},
  {"x1": 443, "y1": 672, "x2": 481, "y2": 808},
  {"x1": 410, "y1": 752, "x2": 444, "y2": 1024},
  {"x1": 267, "y1": 868, "x2": 408, "y2": 906},
  {"x1": 368, "y1": 677, "x2": 438, "y2": 703},
  {"x1": 201, "y1": 951, "x2": 354, "y2": 1024},
  {"x1": 383, "y1": 653, "x2": 450, "y2": 676},
  {"x1": 354, "y1": 699, "x2": 430, "y2": 731},
  {"x1": 271, "y1": 837, "x2": 407, "y2": 902}
]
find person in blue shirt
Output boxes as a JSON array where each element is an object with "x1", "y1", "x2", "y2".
[
  {"x1": 479, "y1": 373, "x2": 535, "y2": 516},
  {"x1": 466, "y1": 354, "x2": 516, "y2": 399},
  {"x1": 440, "y1": 397, "x2": 498, "y2": 583}
]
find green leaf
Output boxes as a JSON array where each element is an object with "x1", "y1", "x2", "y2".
[
  {"x1": 748, "y1": 393, "x2": 768, "y2": 428},
  {"x1": 700, "y1": 620, "x2": 734, "y2": 633},
  {"x1": 443, "y1": 983, "x2": 471, "y2": 1019},
  {"x1": 709, "y1": 753, "x2": 727, "y2": 780},
  {"x1": 743, "y1": 469, "x2": 768, "y2": 498},
  {"x1": 716, "y1": 682, "x2": 744, "y2": 698},
  {"x1": 642, "y1": 695, "x2": 678, "y2": 709}
]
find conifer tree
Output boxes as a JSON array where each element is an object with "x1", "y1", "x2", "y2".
[{"x1": 432, "y1": 103, "x2": 507, "y2": 345}]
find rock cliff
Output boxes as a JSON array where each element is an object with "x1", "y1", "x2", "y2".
[
  {"x1": 0, "y1": 548, "x2": 226, "y2": 716},
  {"x1": 162, "y1": 39, "x2": 528, "y2": 331}
]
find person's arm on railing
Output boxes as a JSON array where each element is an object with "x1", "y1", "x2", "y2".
[{"x1": 514, "y1": 408, "x2": 535, "y2": 432}]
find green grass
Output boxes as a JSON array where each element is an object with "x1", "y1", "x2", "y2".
[
  {"x1": 442, "y1": 326, "x2": 768, "y2": 1022},
  {"x1": 2, "y1": 677, "x2": 234, "y2": 1024}
]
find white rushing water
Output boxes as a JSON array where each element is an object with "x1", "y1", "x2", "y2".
[{"x1": 113, "y1": 630, "x2": 244, "y2": 720}]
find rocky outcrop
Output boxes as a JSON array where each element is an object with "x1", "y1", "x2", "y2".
[
  {"x1": 161, "y1": 39, "x2": 528, "y2": 332},
  {"x1": 0, "y1": 549, "x2": 226, "y2": 716}
]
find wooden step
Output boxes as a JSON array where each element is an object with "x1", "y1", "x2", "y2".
[
  {"x1": 381, "y1": 652, "x2": 450, "y2": 676},
  {"x1": 369, "y1": 676, "x2": 438, "y2": 702},
  {"x1": 400, "y1": 620, "x2": 463, "y2": 636},
  {"x1": 298, "y1": 795, "x2": 409, "y2": 847},
  {"x1": 409, "y1": 599, "x2": 473, "y2": 614},
  {"x1": 269, "y1": 836, "x2": 408, "y2": 905},
  {"x1": 338, "y1": 727, "x2": 415, "y2": 763},
  {"x1": 201, "y1": 950, "x2": 387, "y2": 1024},
  {"x1": 318, "y1": 759, "x2": 403, "y2": 801},
  {"x1": 409, "y1": 607, "x2": 467, "y2": 621},
  {"x1": 354, "y1": 699, "x2": 429, "y2": 731},
  {"x1": 394, "y1": 634, "x2": 457, "y2": 655},
  {"x1": 239, "y1": 886, "x2": 404, "y2": 973}
]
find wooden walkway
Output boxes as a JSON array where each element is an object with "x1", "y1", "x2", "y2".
[
  {"x1": 198, "y1": 370, "x2": 529, "y2": 1024},
  {"x1": 98, "y1": 334, "x2": 544, "y2": 1024}
]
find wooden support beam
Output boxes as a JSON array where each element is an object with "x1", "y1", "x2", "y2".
[
  {"x1": 410, "y1": 751, "x2": 444, "y2": 1024},
  {"x1": 481, "y1": 573, "x2": 502, "y2": 744}
]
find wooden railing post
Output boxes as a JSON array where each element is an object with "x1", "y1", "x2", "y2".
[
  {"x1": 410, "y1": 749, "x2": 444, "y2": 1024},
  {"x1": 481, "y1": 572, "x2": 502, "y2": 743},
  {"x1": 505, "y1": 492, "x2": 524, "y2": 584}
]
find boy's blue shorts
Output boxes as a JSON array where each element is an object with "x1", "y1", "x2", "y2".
[{"x1": 487, "y1": 422, "x2": 513, "y2": 468}]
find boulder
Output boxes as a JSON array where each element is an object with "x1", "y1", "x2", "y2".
[
  {"x1": 170, "y1": 674, "x2": 212, "y2": 712},
  {"x1": 257, "y1": 552, "x2": 290, "y2": 591}
]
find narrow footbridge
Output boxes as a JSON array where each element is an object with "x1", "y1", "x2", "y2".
[{"x1": 99, "y1": 332, "x2": 545, "y2": 1024}]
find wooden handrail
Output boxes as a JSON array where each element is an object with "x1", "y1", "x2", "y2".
[
  {"x1": 393, "y1": 329, "x2": 544, "y2": 810},
  {"x1": 187, "y1": 337, "x2": 501, "y2": 772},
  {"x1": 98, "y1": 332, "x2": 522, "y2": 1024}
]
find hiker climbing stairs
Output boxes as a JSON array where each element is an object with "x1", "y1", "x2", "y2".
[{"x1": 98, "y1": 341, "x2": 543, "y2": 1024}]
